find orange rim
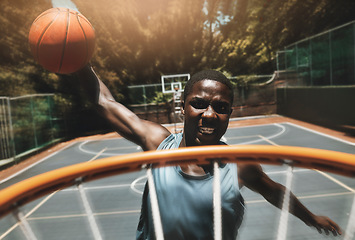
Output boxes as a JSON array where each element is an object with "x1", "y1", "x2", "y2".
[{"x1": 0, "y1": 145, "x2": 354, "y2": 218}]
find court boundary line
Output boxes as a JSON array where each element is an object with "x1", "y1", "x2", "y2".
[
  {"x1": 1, "y1": 116, "x2": 353, "y2": 239},
  {"x1": 246, "y1": 191, "x2": 354, "y2": 204},
  {"x1": 286, "y1": 122, "x2": 355, "y2": 146},
  {"x1": 230, "y1": 121, "x2": 354, "y2": 146},
  {"x1": 0, "y1": 148, "x2": 107, "y2": 240},
  {"x1": 248, "y1": 127, "x2": 355, "y2": 205},
  {"x1": 62, "y1": 183, "x2": 145, "y2": 191},
  {"x1": 228, "y1": 121, "x2": 281, "y2": 130},
  {"x1": 0, "y1": 142, "x2": 77, "y2": 185},
  {"x1": 316, "y1": 170, "x2": 355, "y2": 193},
  {"x1": 231, "y1": 123, "x2": 286, "y2": 145},
  {"x1": 9, "y1": 191, "x2": 352, "y2": 223},
  {"x1": 1, "y1": 121, "x2": 352, "y2": 195},
  {"x1": 78, "y1": 140, "x2": 136, "y2": 156},
  {"x1": 2, "y1": 120, "x2": 353, "y2": 186},
  {"x1": 26, "y1": 209, "x2": 141, "y2": 221}
]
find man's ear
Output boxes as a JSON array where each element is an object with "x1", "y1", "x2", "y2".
[{"x1": 229, "y1": 108, "x2": 233, "y2": 115}]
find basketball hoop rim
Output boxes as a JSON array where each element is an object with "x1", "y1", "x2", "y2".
[{"x1": 0, "y1": 145, "x2": 354, "y2": 218}]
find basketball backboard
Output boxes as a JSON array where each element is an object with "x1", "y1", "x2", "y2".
[{"x1": 161, "y1": 73, "x2": 190, "y2": 93}]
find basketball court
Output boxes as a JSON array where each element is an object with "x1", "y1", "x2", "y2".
[{"x1": 0, "y1": 115, "x2": 354, "y2": 239}]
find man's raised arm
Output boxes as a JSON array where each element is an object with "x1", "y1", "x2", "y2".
[{"x1": 76, "y1": 65, "x2": 170, "y2": 151}]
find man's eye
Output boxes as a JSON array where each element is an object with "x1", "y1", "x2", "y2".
[
  {"x1": 191, "y1": 101, "x2": 208, "y2": 109},
  {"x1": 213, "y1": 103, "x2": 230, "y2": 114}
]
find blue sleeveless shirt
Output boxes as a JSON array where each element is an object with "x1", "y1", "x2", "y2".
[{"x1": 136, "y1": 133, "x2": 245, "y2": 240}]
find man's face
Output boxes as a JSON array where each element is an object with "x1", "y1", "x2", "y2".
[{"x1": 182, "y1": 79, "x2": 233, "y2": 146}]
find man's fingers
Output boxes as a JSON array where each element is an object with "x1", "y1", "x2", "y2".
[
  {"x1": 328, "y1": 219, "x2": 342, "y2": 235},
  {"x1": 308, "y1": 216, "x2": 342, "y2": 236}
]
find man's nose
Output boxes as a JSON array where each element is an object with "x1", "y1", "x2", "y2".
[{"x1": 202, "y1": 105, "x2": 217, "y2": 118}]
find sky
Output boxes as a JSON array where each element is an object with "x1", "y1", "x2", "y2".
[{"x1": 51, "y1": 0, "x2": 79, "y2": 11}]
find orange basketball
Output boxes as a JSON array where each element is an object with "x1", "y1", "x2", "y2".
[{"x1": 28, "y1": 8, "x2": 95, "y2": 74}]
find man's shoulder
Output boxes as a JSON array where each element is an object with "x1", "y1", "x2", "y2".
[{"x1": 141, "y1": 121, "x2": 171, "y2": 150}]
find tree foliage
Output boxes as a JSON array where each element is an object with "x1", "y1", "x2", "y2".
[
  {"x1": 220, "y1": 0, "x2": 355, "y2": 74},
  {"x1": 0, "y1": 0, "x2": 354, "y2": 98}
]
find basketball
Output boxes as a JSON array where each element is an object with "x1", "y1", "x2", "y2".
[{"x1": 28, "y1": 8, "x2": 95, "y2": 74}]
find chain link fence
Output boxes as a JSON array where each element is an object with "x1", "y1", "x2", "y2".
[
  {"x1": 277, "y1": 20, "x2": 355, "y2": 86},
  {"x1": 1, "y1": 77, "x2": 278, "y2": 167},
  {"x1": 0, "y1": 94, "x2": 65, "y2": 168},
  {"x1": 127, "y1": 74, "x2": 278, "y2": 123}
]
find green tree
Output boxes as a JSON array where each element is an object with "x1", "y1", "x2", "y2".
[{"x1": 219, "y1": 0, "x2": 355, "y2": 75}]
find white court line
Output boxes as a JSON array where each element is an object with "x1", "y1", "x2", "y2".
[
  {"x1": 0, "y1": 141, "x2": 77, "y2": 185},
  {"x1": 130, "y1": 175, "x2": 148, "y2": 195},
  {"x1": 238, "y1": 126, "x2": 354, "y2": 218},
  {"x1": 2, "y1": 121, "x2": 353, "y2": 235},
  {"x1": 0, "y1": 122, "x2": 285, "y2": 185},
  {"x1": 259, "y1": 133, "x2": 291, "y2": 240},
  {"x1": 78, "y1": 140, "x2": 140, "y2": 156},
  {"x1": 0, "y1": 193, "x2": 59, "y2": 239},
  {"x1": 266, "y1": 169, "x2": 310, "y2": 175},
  {"x1": 108, "y1": 146, "x2": 140, "y2": 151},
  {"x1": 78, "y1": 140, "x2": 134, "y2": 156},
  {"x1": 258, "y1": 134, "x2": 278, "y2": 145},
  {"x1": 60, "y1": 169, "x2": 313, "y2": 194},
  {"x1": 24, "y1": 192, "x2": 58, "y2": 219},
  {"x1": 231, "y1": 123, "x2": 286, "y2": 145},
  {"x1": 61, "y1": 182, "x2": 146, "y2": 191},
  {"x1": 244, "y1": 123, "x2": 355, "y2": 238},
  {"x1": 0, "y1": 148, "x2": 107, "y2": 240},
  {"x1": 246, "y1": 191, "x2": 354, "y2": 204},
  {"x1": 14, "y1": 191, "x2": 353, "y2": 223},
  {"x1": 77, "y1": 183, "x2": 103, "y2": 240},
  {"x1": 240, "y1": 125, "x2": 285, "y2": 146},
  {"x1": 0, "y1": 192, "x2": 61, "y2": 239},
  {"x1": 27, "y1": 209, "x2": 141, "y2": 221},
  {"x1": 286, "y1": 122, "x2": 355, "y2": 146},
  {"x1": 0, "y1": 222, "x2": 19, "y2": 239},
  {"x1": 229, "y1": 114, "x2": 281, "y2": 123},
  {"x1": 283, "y1": 123, "x2": 355, "y2": 194},
  {"x1": 316, "y1": 170, "x2": 355, "y2": 193},
  {"x1": 253, "y1": 126, "x2": 355, "y2": 195},
  {"x1": 129, "y1": 169, "x2": 311, "y2": 195},
  {"x1": 64, "y1": 169, "x2": 309, "y2": 194}
]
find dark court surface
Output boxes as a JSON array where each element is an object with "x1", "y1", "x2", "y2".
[{"x1": 0, "y1": 120, "x2": 354, "y2": 240}]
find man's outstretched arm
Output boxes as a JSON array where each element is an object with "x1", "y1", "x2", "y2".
[
  {"x1": 238, "y1": 163, "x2": 342, "y2": 236},
  {"x1": 76, "y1": 65, "x2": 171, "y2": 151}
]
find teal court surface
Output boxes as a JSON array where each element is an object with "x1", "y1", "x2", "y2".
[{"x1": 0, "y1": 116, "x2": 354, "y2": 240}]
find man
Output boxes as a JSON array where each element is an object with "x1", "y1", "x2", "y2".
[{"x1": 77, "y1": 66, "x2": 341, "y2": 239}]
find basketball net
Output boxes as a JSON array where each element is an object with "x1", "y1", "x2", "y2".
[{"x1": 0, "y1": 146, "x2": 354, "y2": 240}]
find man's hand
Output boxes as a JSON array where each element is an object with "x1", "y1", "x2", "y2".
[
  {"x1": 238, "y1": 163, "x2": 342, "y2": 237},
  {"x1": 305, "y1": 215, "x2": 342, "y2": 236}
]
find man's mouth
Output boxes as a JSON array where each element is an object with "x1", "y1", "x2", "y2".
[{"x1": 199, "y1": 126, "x2": 215, "y2": 135}]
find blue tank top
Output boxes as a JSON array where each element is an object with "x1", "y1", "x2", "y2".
[{"x1": 136, "y1": 133, "x2": 245, "y2": 240}]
